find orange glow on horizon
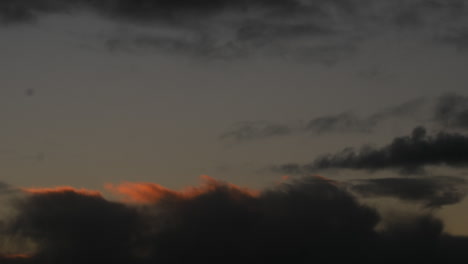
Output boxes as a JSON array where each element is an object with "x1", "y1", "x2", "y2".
[
  {"x1": 22, "y1": 186, "x2": 102, "y2": 197},
  {"x1": 106, "y1": 175, "x2": 260, "y2": 204}
]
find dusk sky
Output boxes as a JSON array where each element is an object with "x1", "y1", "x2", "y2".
[{"x1": 1, "y1": 1, "x2": 468, "y2": 263}]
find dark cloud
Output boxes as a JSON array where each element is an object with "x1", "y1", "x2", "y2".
[
  {"x1": 220, "y1": 121, "x2": 291, "y2": 142},
  {"x1": 1, "y1": 176, "x2": 468, "y2": 263},
  {"x1": 434, "y1": 93, "x2": 468, "y2": 129},
  {"x1": 276, "y1": 126, "x2": 468, "y2": 174},
  {"x1": 0, "y1": 0, "x2": 352, "y2": 24},
  {"x1": 8, "y1": 190, "x2": 139, "y2": 264},
  {"x1": 2, "y1": 1, "x2": 467, "y2": 59},
  {"x1": 350, "y1": 176, "x2": 468, "y2": 208},
  {"x1": 392, "y1": 0, "x2": 467, "y2": 27}
]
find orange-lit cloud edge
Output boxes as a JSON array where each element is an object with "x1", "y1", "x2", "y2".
[
  {"x1": 12, "y1": 174, "x2": 333, "y2": 259},
  {"x1": 14, "y1": 175, "x2": 263, "y2": 258},
  {"x1": 21, "y1": 175, "x2": 265, "y2": 204},
  {"x1": 105, "y1": 175, "x2": 261, "y2": 204}
]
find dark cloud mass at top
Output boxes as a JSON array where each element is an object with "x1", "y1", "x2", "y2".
[
  {"x1": 1, "y1": 1, "x2": 468, "y2": 58},
  {"x1": 1, "y1": 176, "x2": 468, "y2": 263}
]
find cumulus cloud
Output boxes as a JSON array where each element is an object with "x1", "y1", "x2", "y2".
[
  {"x1": 1, "y1": 176, "x2": 468, "y2": 263},
  {"x1": 277, "y1": 126, "x2": 468, "y2": 174},
  {"x1": 350, "y1": 176, "x2": 468, "y2": 208},
  {"x1": 8, "y1": 187, "x2": 139, "y2": 264}
]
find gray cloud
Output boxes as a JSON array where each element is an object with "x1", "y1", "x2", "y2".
[
  {"x1": 434, "y1": 93, "x2": 468, "y2": 129},
  {"x1": 1, "y1": 1, "x2": 467, "y2": 59},
  {"x1": 306, "y1": 98, "x2": 426, "y2": 134},
  {"x1": 306, "y1": 112, "x2": 372, "y2": 134},
  {"x1": 276, "y1": 126, "x2": 468, "y2": 174},
  {"x1": 350, "y1": 176, "x2": 468, "y2": 208},
  {"x1": 222, "y1": 97, "x2": 425, "y2": 142},
  {"x1": 220, "y1": 121, "x2": 291, "y2": 142}
]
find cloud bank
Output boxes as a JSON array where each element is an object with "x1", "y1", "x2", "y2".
[{"x1": 1, "y1": 176, "x2": 468, "y2": 263}]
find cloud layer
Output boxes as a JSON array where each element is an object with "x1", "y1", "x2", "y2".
[
  {"x1": 1, "y1": 176, "x2": 468, "y2": 263},
  {"x1": 2, "y1": 1, "x2": 468, "y2": 58}
]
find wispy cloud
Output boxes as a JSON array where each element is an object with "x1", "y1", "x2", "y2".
[
  {"x1": 434, "y1": 93, "x2": 468, "y2": 129},
  {"x1": 220, "y1": 121, "x2": 292, "y2": 142},
  {"x1": 2, "y1": 1, "x2": 468, "y2": 59}
]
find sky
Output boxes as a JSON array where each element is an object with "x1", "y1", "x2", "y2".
[{"x1": 1, "y1": 0, "x2": 468, "y2": 263}]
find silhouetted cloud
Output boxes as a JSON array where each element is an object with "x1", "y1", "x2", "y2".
[
  {"x1": 276, "y1": 126, "x2": 468, "y2": 174},
  {"x1": 8, "y1": 188, "x2": 139, "y2": 264},
  {"x1": 1, "y1": 176, "x2": 468, "y2": 263},
  {"x1": 220, "y1": 121, "x2": 291, "y2": 142},
  {"x1": 434, "y1": 93, "x2": 468, "y2": 129},
  {"x1": 350, "y1": 176, "x2": 468, "y2": 208}
]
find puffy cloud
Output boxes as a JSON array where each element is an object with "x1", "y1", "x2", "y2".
[
  {"x1": 1, "y1": 176, "x2": 468, "y2": 263},
  {"x1": 8, "y1": 188, "x2": 140, "y2": 264}
]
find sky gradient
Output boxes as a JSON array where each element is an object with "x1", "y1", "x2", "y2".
[{"x1": 1, "y1": 0, "x2": 468, "y2": 262}]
